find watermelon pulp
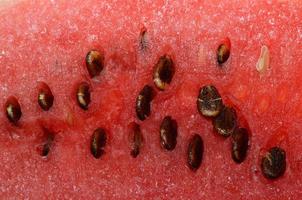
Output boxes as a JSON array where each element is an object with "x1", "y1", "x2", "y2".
[{"x1": 0, "y1": 0, "x2": 301, "y2": 199}]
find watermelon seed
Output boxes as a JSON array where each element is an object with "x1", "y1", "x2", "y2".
[
  {"x1": 76, "y1": 82, "x2": 91, "y2": 110},
  {"x1": 197, "y1": 85, "x2": 223, "y2": 117},
  {"x1": 217, "y1": 38, "x2": 231, "y2": 64},
  {"x1": 213, "y1": 106, "x2": 237, "y2": 137},
  {"x1": 160, "y1": 116, "x2": 178, "y2": 151},
  {"x1": 187, "y1": 134, "x2": 204, "y2": 171},
  {"x1": 38, "y1": 127, "x2": 55, "y2": 157},
  {"x1": 231, "y1": 127, "x2": 249, "y2": 163},
  {"x1": 5, "y1": 96, "x2": 22, "y2": 124},
  {"x1": 90, "y1": 128, "x2": 107, "y2": 159},
  {"x1": 153, "y1": 55, "x2": 175, "y2": 90},
  {"x1": 38, "y1": 82, "x2": 54, "y2": 111},
  {"x1": 256, "y1": 45, "x2": 270, "y2": 74},
  {"x1": 261, "y1": 147, "x2": 286, "y2": 179},
  {"x1": 129, "y1": 122, "x2": 143, "y2": 158},
  {"x1": 86, "y1": 50, "x2": 104, "y2": 78},
  {"x1": 136, "y1": 85, "x2": 154, "y2": 120},
  {"x1": 139, "y1": 27, "x2": 148, "y2": 50}
]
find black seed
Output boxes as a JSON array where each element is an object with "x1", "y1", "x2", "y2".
[
  {"x1": 153, "y1": 55, "x2": 175, "y2": 90},
  {"x1": 41, "y1": 143, "x2": 50, "y2": 157},
  {"x1": 232, "y1": 127, "x2": 249, "y2": 163},
  {"x1": 213, "y1": 106, "x2": 237, "y2": 137},
  {"x1": 197, "y1": 85, "x2": 223, "y2": 117},
  {"x1": 135, "y1": 85, "x2": 154, "y2": 120},
  {"x1": 39, "y1": 127, "x2": 55, "y2": 157},
  {"x1": 129, "y1": 122, "x2": 143, "y2": 158},
  {"x1": 38, "y1": 82, "x2": 54, "y2": 111},
  {"x1": 160, "y1": 116, "x2": 178, "y2": 151},
  {"x1": 90, "y1": 128, "x2": 107, "y2": 159},
  {"x1": 261, "y1": 147, "x2": 286, "y2": 179},
  {"x1": 217, "y1": 38, "x2": 231, "y2": 64},
  {"x1": 76, "y1": 82, "x2": 91, "y2": 110},
  {"x1": 5, "y1": 96, "x2": 22, "y2": 124},
  {"x1": 187, "y1": 134, "x2": 204, "y2": 171},
  {"x1": 85, "y1": 50, "x2": 104, "y2": 78}
]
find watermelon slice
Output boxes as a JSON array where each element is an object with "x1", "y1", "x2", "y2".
[{"x1": 0, "y1": 0, "x2": 301, "y2": 199}]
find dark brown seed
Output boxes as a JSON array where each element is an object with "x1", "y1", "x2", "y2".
[
  {"x1": 217, "y1": 38, "x2": 231, "y2": 64},
  {"x1": 187, "y1": 134, "x2": 204, "y2": 171},
  {"x1": 129, "y1": 122, "x2": 143, "y2": 158},
  {"x1": 160, "y1": 116, "x2": 178, "y2": 151},
  {"x1": 85, "y1": 50, "x2": 104, "y2": 78},
  {"x1": 5, "y1": 96, "x2": 22, "y2": 124},
  {"x1": 38, "y1": 127, "x2": 55, "y2": 157},
  {"x1": 232, "y1": 127, "x2": 249, "y2": 163},
  {"x1": 90, "y1": 128, "x2": 107, "y2": 159},
  {"x1": 261, "y1": 147, "x2": 286, "y2": 179},
  {"x1": 197, "y1": 85, "x2": 223, "y2": 117},
  {"x1": 38, "y1": 82, "x2": 54, "y2": 111},
  {"x1": 76, "y1": 82, "x2": 91, "y2": 110},
  {"x1": 136, "y1": 85, "x2": 154, "y2": 120},
  {"x1": 213, "y1": 106, "x2": 237, "y2": 137},
  {"x1": 153, "y1": 55, "x2": 175, "y2": 90}
]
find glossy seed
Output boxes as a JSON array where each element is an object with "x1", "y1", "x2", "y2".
[
  {"x1": 153, "y1": 55, "x2": 175, "y2": 90},
  {"x1": 261, "y1": 147, "x2": 286, "y2": 179},
  {"x1": 160, "y1": 116, "x2": 178, "y2": 151},
  {"x1": 129, "y1": 122, "x2": 143, "y2": 158},
  {"x1": 5, "y1": 96, "x2": 22, "y2": 124},
  {"x1": 187, "y1": 134, "x2": 204, "y2": 171},
  {"x1": 213, "y1": 106, "x2": 237, "y2": 137},
  {"x1": 76, "y1": 82, "x2": 91, "y2": 110},
  {"x1": 85, "y1": 50, "x2": 104, "y2": 78},
  {"x1": 217, "y1": 38, "x2": 231, "y2": 64},
  {"x1": 38, "y1": 82, "x2": 54, "y2": 111},
  {"x1": 136, "y1": 85, "x2": 154, "y2": 120},
  {"x1": 90, "y1": 128, "x2": 107, "y2": 159},
  {"x1": 232, "y1": 127, "x2": 249, "y2": 163},
  {"x1": 197, "y1": 85, "x2": 223, "y2": 117}
]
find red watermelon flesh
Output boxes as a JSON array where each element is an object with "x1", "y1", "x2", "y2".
[{"x1": 0, "y1": 0, "x2": 302, "y2": 199}]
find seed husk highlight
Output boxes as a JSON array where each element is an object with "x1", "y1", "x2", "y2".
[
  {"x1": 76, "y1": 82, "x2": 91, "y2": 110},
  {"x1": 38, "y1": 82, "x2": 54, "y2": 111},
  {"x1": 5, "y1": 96, "x2": 22, "y2": 124},
  {"x1": 135, "y1": 85, "x2": 154, "y2": 120},
  {"x1": 129, "y1": 122, "x2": 143, "y2": 158},
  {"x1": 153, "y1": 55, "x2": 175, "y2": 90},
  {"x1": 90, "y1": 128, "x2": 107, "y2": 159},
  {"x1": 187, "y1": 134, "x2": 204, "y2": 171},
  {"x1": 213, "y1": 106, "x2": 237, "y2": 137},
  {"x1": 261, "y1": 147, "x2": 286, "y2": 179},
  {"x1": 86, "y1": 50, "x2": 104, "y2": 78},
  {"x1": 160, "y1": 116, "x2": 178, "y2": 151},
  {"x1": 231, "y1": 127, "x2": 249, "y2": 163},
  {"x1": 197, "y1": 85, "x2": 223, "y2": 117}
]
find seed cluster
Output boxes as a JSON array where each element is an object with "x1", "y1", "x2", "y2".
[
  {"x1": 197, "y1": 85, "x2": 249, "y2": 164},
  {"x1": 3, "y1": 39, "x2": 287, "y2": 180}
]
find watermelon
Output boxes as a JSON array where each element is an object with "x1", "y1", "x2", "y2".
[{"x1": 0, "y1": 0, "x2": 301, "y2": 199}]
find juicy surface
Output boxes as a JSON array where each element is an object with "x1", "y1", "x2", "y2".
[{"x1": 0, "y1": 0, "x2": 302, "y2": 199}]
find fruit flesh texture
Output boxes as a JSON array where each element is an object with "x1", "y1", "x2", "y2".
[{"x1": 0, "y1": 0, "x2": 302, "y2": 199}]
